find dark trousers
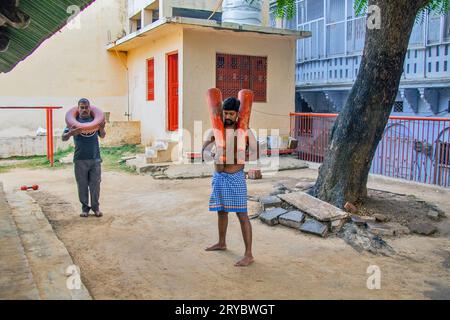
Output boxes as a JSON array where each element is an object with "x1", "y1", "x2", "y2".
[{"x1": 74, "y1": 159, "x2": 101, "y2": 213}]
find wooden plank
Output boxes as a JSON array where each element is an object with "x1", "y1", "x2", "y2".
[{"x1": 278, "y1": 191, "x2": 348, "y2": 222}]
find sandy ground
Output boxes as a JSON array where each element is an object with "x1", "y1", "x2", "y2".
[{"x1": 1, "y1": 166, "x2": 449, "y2": 300}]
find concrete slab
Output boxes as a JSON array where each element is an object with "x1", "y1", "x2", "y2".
[
  {"x1": 278, "y1": 191, "x2": 348, "y2": 222},
  {"x1": 299, "y1": 220, "x2": 328, "y2": 237},
  {"x1": 279, "y1": 211, "x2": 305, "y2": 229},
  {"x1": 259, "y1": 208, "x2": 287, "y2": 226}
]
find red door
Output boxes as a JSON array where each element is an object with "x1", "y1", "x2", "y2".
[{"x1": 167, "y1": 53, "x2": 178, "y2": 131}]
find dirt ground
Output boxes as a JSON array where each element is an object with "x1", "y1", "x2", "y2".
[{"x1": 1, "y1": 166, "x2": 449, "y2": 299}]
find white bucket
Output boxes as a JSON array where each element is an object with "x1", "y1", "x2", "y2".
[{"x1": 222, "y1": 0, "x2": 262, "y2": 26}]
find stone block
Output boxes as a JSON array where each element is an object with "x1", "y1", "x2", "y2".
[
  {"x1": 259, "y1": 208, "x2": 287, "y2": 226},
  {"x1": 374, "y1": 214, "x2": 389, "y2": 222},
  {"x1": 248, "y1": 169, "x2": 262, "y2": 180},
  {"x1": 259, "y1": 196, "x2": 282, "y2": 211},
  {"x1": 299, "y1": 220, "x2": 328, "y2": 237},
  {"x1": 330, "y1": 218, "x2": 346, "y2": 233},
  {"x1": 279, "y1": 211, "x2": 305, "y2": 229}
]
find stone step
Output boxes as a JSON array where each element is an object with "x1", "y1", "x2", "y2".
[
  {"x1": 0, "y1": 182, "x2": 40, "y2": 300},
  {"x1": 5, "y1": 190, "x2": 91, "y2": 300}
]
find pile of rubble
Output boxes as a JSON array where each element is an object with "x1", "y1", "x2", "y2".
[
  {"x1": 252, "y1": 182, "x2": 446, "y2": 254},
  {"x1": 251, "y1": 182, "x2": 347, "y2": 238}
]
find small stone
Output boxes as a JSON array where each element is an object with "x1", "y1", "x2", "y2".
[
  {"x1": 374, "y1": 214, "x2": 389, "y2": 222},
  {"x1": 387, "y1": 222, "x2": 410, "y2": 236},
  {"x1": 294, "y1": 181, "x2": 314, "y2": 190},
  {"x1": 366, "y1": 222, "x2": 395, "y2": 236},
  {"x1": 259, "y1": 196, "x2": 283, "y2": 211},
  {"x1": 299, "y1": 220, "x2": 328, "y2": 237},
  {"x1": 351, "y1": 215, "x2": 376, "y2": 226},
  {"x1": 279, "y1": 211, "x2": 305, "y2": 229},
  {"x1": 330, "y1": 219, "x2": 346, "y2": 233},
  {"x1": 344, "y1": 202, "x2": 358, "y2": 214},
  {"x1": 408, "y1": 222, "x2": 437, "y2": 236},
  {"x1": 427, "y1": 210, "x2": 440, "y2": 221},
  {"x1": 259, "y1": 208, "x2": 287, "y2": 226}
]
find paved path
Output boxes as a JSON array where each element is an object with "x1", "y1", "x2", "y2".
[{"x1": 0, "y1": 182, "x2": 39, "y2": 299}]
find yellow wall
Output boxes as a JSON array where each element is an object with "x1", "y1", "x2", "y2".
[
  {"x1": 182, "y1": 27, "x2": 296, "y2": 153},
  {"x1": 126, "y1": 25, "x2": 183, "y2": 146},
  {"x1": 0, "y1": 0, "x2": 128, "y2": 137}
]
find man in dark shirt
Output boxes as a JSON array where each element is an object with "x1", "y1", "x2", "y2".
[{"x1": 62, "y1": 98, "x2": 106, "y2": 218}]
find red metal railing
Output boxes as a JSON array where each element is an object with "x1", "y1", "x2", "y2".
[
  {"x1": 290, "y1": 112, "x2": 450, "y2": 188},
  {"x1": 0, "y1": 106, "x2": 63, "y2": 166}
]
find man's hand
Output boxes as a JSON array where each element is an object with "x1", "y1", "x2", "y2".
[
  {"x1": 69, "y1": 126, "x2": 82, "y2": 136},
  {"x1": 98, "y1": 120, "x2": 106, "y2": 139},
  {"x1": 62, "y1": 126, "x2": 81, "y2": 141}
]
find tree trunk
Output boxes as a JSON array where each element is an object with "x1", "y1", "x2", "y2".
[{"x1": 311, "y1": 0, "x2": 430, "y2": 208}]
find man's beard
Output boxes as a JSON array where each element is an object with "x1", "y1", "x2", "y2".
[{"x1": 224, "y1": 119, "x2": 234, "y2": 126}]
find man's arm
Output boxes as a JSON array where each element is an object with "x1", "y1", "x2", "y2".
[
  {"x1": 62, "y1": 126, "x2": 82, "y2": 141},
  {"x1": 98, "y1": 120, "x2": 106, "y2": 139},
  {"x1": 202, "y1": 129, "x2": 215, "y2": 160}
]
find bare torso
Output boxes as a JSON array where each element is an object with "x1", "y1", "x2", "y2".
[{"x1": 203, "y1": 126, "x2": 247, "y2": 174}]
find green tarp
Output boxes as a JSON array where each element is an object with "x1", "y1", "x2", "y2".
[{"x1": 0, "y1": 0, "x2": 95, "y2": 73}]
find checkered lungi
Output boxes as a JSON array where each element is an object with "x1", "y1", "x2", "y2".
[{"x1": 209, "y1": 170, "x2": 247, "y2": 213}]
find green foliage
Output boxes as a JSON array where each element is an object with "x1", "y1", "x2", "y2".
[
  {"x1": 0, "y1": 145, "x2": 143, "y2": 174},
  {"x1": 100, "y1": 144, "x2": 143, "y2": 173}
]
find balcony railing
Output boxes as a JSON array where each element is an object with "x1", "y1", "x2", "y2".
[{"x1": 290, "y1": 112, "x2": 450, "y2": 187}]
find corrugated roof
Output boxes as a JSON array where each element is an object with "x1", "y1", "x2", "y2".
[{"x1": 0, "y1": 0, "x2": 95, "y2": 73}]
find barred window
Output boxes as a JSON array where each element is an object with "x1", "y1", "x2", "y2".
[{"x1": 216, "y1": 53, "x2": 267, "y2": 102}]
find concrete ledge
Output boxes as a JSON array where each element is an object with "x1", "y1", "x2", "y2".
[
  {"x1": 0, "y1": 182, "x2": 40, "y2": 300},
  {"x1": 6, "y1": 190, "x2": 91, "y2": 300},
  {"x1": 0, "y1": 136, "x2": 72, "y2": 158}
]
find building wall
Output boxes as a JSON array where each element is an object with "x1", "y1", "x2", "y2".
[
  {"x1": 288, "y1": 0, "x2": 450, "y2": 117},
  {"x1": 182, "y1": 28, "x2": 296, "y2": 153},
  {"x1": 125, "y1": 25, "x2": 183, "y2": 146},
  {"x1": 0, "y1": 0, "x2": 128, "y2": 137}
]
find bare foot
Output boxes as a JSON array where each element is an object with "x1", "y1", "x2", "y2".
[
  {"x1": 205, "y1": 243, "x2": 227, "y2": 251},
  {"x1": 80, "y1": 212, "x2": 89, "y2": 218},
  {"x1": 234, "y1": 256, "x2": 254, "y2": 267}
]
